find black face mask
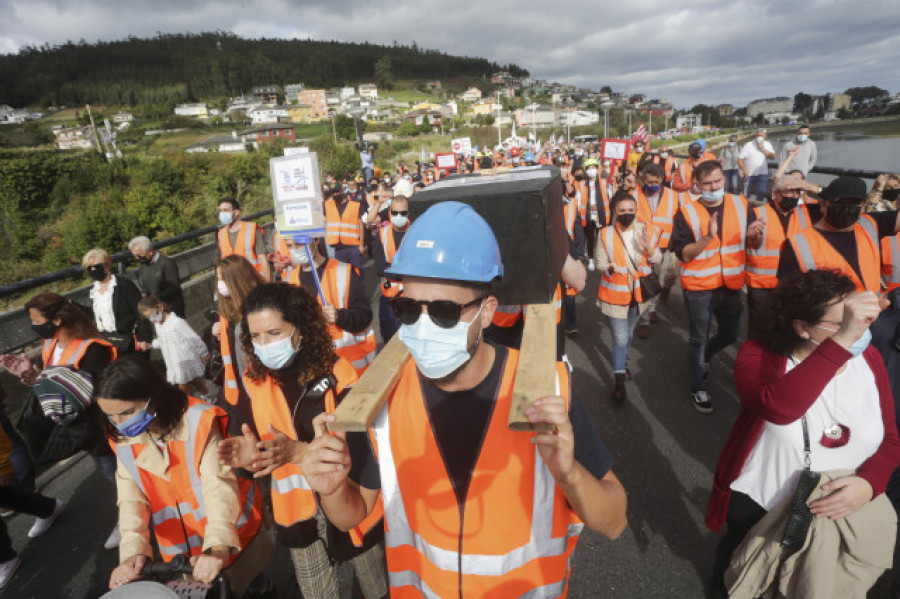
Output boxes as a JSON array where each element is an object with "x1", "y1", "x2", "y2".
[
  {"x1": 824, "y1": 203, "x2": 862, "y2": 229},
  {"x1": 617, "y1": 213, "x2": 636, "y2": 227},
  {"x1": 87, "y1": 265, "x2": 107, "y2": 281},
  {"x1": 574, "y1": 174, "x2": 585, "y2": 181},
  {"x1": 136, "y1": 256, "x2": 150, "y2": 265},
  {"x1": 689, "y1": 150, "x2": 702, "y2": 159},
  {"x1": 779, "y1": 196, "x2": 800, "y2": 211},
  {"x1": 883, "y1": 188, "x2": 900, "y2": 202},
  {"x1": 31, "y1": 321, "x2": 58, "y2": 339}
]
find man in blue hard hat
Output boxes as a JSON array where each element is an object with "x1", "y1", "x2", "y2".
[{"x1": 301, "y1": 201, "x2": 627, "y2": 597}]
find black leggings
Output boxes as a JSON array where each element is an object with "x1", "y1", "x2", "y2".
[
  {"x1": 584, "y1": 222, "x2": 598, "y2": 261},
  {"x1": 710, "y1": 491, "x2": 767, "y2": 598}
]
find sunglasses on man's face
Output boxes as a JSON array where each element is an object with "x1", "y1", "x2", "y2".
[
  {"x1": 391, "y1": 296, "x2": 483, "y2": 329},
  {"x1": 390, "y1": 210, "x2": 408, "y2": 216}
]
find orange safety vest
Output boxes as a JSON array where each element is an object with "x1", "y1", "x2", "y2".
[
  {"x1": 218, "y1": 221, "x2": 264, "y2": 274},
  {"x1": 787, "y1": 216, "x2": 881, "y2": 293},
  {"x1": 379, "y1": 226, "x2": 404, "y2": 298},
  {"x1": 635, "y1": 187, "x2": 682, "y2": 250},
  {"x1": 242, "y1": 360, "x2": 380, "y2": 545},
  {"x1": 649, "y1": 154, "x2": 677, "y2": 182},
  {"x1": 272, "y1": 232, "x2": 292, "y2": 282},
  {"x1": 115, "y1": 399, "x2": 263, "y2": 564},
  {"x1": 42, "y1": 336, "x2": 116, "y2": 368},
  {"x1": 370, "y1": 350, "x2": 583, "y2": 597},
  {"x1": 324, "y1": 200, "x2": 362, "y2": 247},
  {"x1": 219, "y1": 316, "x2": 240, "y2": 406},
  {"x1": 882, "y1": 234, "x2": 900, "y2": 292},
  {"x1": 491, "y1": 285, "x2": 562, "y2": 328},
  {"x1": 745, "y1": 204, "x2": 812, "y2": 289},
  {"x1": 597, "y1": 225, "x2": 654, "y2": 305},
  {"x1": 679, "y1": 194, "x2": 749, "y2": 291},
  {"x1": 576, "y1": 178, "x2": 609, "y2": 224},
  {"x1": 671, "y1": 152, "x2": 716, "y2": 192},
  {"x1": 288, "y1": 260, "x2": 376, "y2": 375}
]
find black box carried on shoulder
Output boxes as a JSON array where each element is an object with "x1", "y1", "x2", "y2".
[{"x1": 408, "y1": 166, "x2": 567, "y2": 305}]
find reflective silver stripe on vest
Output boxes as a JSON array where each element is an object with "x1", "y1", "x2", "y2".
[
  {"x1": 859, "y1": 216, "x2": 878, "y2": 248},
  {"x1": 600, "y1": 279, "x2": 631, "y2": 292},
  {"x1": 183, "y1": 402, "x2": 213, "y2": 522},
  {"x1": 236, "y1": 480, "x2": 256, "y2": 527},
  {"x1": 372, "y1": 369, "x2": 581, "y2": 590},
  {"x1": 684, "y1": 202, "x2": 701, "y2": 240},
  {"x1": 151, "y1": 504, "x2": 191, "y2": 526},
  {"x1": 603, "y1": 227, "x2": 615, "y2": 264},
  {"x1": 243, "y1": 223, "x2": 258, "y2": 265},
  {"x1": 157, "y1": 534, "x2": 204, "y2": 556},
  {"x1": 222, "y1": 355, "x2": 232, "y2": 365},
  {"x1": 681, "y1": 266, "x2": 725, "y2": 278},
  {"x1": 729, "y1": 194, "x2": 747, "y2": 251},
  {"x1": 272, "y1": 473, "x2": 312, "y2": 494},
  {"x1": 792, "y1": 233, "x2": 817, "y2": 272},
  {"x1": 746, "y1": 266, "x2": 778, "y2": 276},
  {"x1": 889, "y1": 236, "x2": 900, "y2": 284},
  {"x1": 796, "y1": 206, "x2": 809, "y2": 229},
  {"x1": 334, "y1": 262, "x2": 349, "y2": 309}
]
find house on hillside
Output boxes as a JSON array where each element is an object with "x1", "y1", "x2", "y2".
[
  {"x1": 559, "y1": 110, "x2": 599, "y2": 127},
  {"x1": 55, "y1": 125, "x2": 95, "y2": 150},
  {"x1": 247, "y1": 105, "x2": 290, "y2": 124},
  {"x1": 252, "y1": 85, "x2": 282, "y2": 104},
  {"x1": 402, "y1": 109, "x2": 443, "y2": 128},
  {"x1": 113, "y1": 111, "x2": 135, "y2": 123},
  {"x1": 174, "y1": 103, "x2": 209, "y2": 119},
  {"x1": 185, "y1": 132, "x2": 249, "y2": 153},
  {"x1": 284, "y1": 83, "x2": 305, "y2": 103},
  {"x1": 426, "y1": 81, "x2": 442, "y2": 92},
  {"x1": 411, "y1": 101, "x2": 442, "y2": 113},
  {"x1": 298, "y1": 90, "x2": 330, "y2": 120},
  {"x1": 358, "y1": 83, "x2": 378, "y2": 99},
  {"x1": 287, "y1": 104, "x2": 316, "y2": 123},
  {"x1": 472, "y1": 99, "x2": 501, "y2": 115},
  {"x1": 459, "y1": 87, "x2": 482, "y2": 103},
  {"x1": 239, "y1": 124, "x2": 296, "y2": 144},
  {"x1": 340, "y1": 87, "x2": 356, "y2": 101},
  {"x1": 227, "y1": 96, "x2": 263, "y2": 113}
]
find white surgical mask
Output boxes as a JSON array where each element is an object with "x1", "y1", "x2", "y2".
[
  {"x1": 219, "y1": 211, "x2": 233, "y2": 226},
  {"x1": 289, "y1": 248, "x2": 309, "y2": 265},
  {"x1": 398, "y1": 301, "x2": 484, "y2": 379},
  {"x1": 755, "y1": 136, "x2": 764, "y2": 144},
  {"x1": 701, "y1": 189, "x2": 725, "y2": 203},
  {"x1": 217, "y1": 280, "x2": 230, "y2": 297},
  {"x1": 586, "y1": 168, "x2": 598, "y2": 178},
  {"x1": 796, "y1": 134, "x2": 808, "y2": 143},
  {"x1": 391, "y1": 214, "x2": 409, "y2": 228},
  {"x1": 253, "y1": 329, "x2": 300, "y2": 371},
  {"x1": 149, "y1": 312, "x2": 163, "y2": 324},
  {"x1": 660, "y1": 152, "x2": 669, "y2": 158}
]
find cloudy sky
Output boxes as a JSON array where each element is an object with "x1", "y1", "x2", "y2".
[{"x1": 2, "y1": 0, "x2": 899, "y2": 108}]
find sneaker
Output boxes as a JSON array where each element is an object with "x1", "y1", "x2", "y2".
[
  {"x1": 0, "y1": 557, "x2": 20, "y2": 589},
  {"x1": 587, "y1": 259, "x2": 596, "y2": 272},
  {"x1": 692, "y1": 390, "x2": 713, "y2": 414},
  {"x1": 636, "y1": 323, "x2": 650, "y2": 339},
  {"x1": 703, "y1": 362, "x2": 710, "y2": 383},
  {"x1": 27, "y1": 498, "x2": 65, "y2": 538},
  {"x1": 104, "y1": 523, "x2": 121, "y2": 550},
  {"x1": 611, "y1": 373, "x2": 627, "y2": 404}
]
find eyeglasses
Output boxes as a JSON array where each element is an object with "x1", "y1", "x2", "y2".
[
  {"x1": 391, "y1": 296, "x2": 484, "y2": 328},
  {"x1": 390, "y1": 210, "x2": 408, "y2": 216}
]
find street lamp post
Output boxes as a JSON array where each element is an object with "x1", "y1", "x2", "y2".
[{"x1": 601, "y1": 101, "x2": 614, "y2": 140}]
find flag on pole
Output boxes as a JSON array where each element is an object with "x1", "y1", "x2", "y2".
[
  {"x1": 420, "y1": 146, "x2": 426, "y2": 161},
  {"x1": 550, "y1": 132, "x2": 556, "y2": 144},
  {"x1": 633, "y1": 123, "x2": 649, "y2": 143}
]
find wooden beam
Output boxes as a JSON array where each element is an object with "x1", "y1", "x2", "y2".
[
  {"x1": 328, "y1": 334, "x2": 411, "y2": 432},
  {"x1": 508, "y1": 302, "x2": 557, "y2": 432}
]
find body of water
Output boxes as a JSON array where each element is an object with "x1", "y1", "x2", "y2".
[{"x1": 768, "y1": 120, "x2": 900, "y2": 187}]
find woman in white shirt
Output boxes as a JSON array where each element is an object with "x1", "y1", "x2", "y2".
[
  {"x1": 82, "y1": 248, "x2": 151, "y2": 355},
  {"x1": 594, "y1": 189, "x2": 662, "y2": 403}
]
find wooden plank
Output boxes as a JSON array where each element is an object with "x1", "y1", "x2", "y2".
[
  {"x1": 508, "y1": 303, "x2": 557, "y2": 432},
  {"x1": 328, "y1": 335, "x2": 411, "y2": 432}
]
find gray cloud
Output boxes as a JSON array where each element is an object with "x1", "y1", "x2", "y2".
[{"x1": 3, "y1": 0, "x2": 899, "y2": 107}]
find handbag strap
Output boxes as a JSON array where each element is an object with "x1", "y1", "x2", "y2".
[
  {"x1": 801, "y1": 415, "x2": 811, "y2": 471},
  {"x1": 613, "y1": 225, "x2": 640, "y2": 276}
]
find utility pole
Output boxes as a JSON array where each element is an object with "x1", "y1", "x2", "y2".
[
  {"x1": 496, "y1": 90, "x2": 502, "y2": 147},
  {"x1": 85, "y1": 104, "x2": 102, "y2": 154},
  {"x1": 649, "y1": 111, "x2": 652, "y2": 137},
  {"x1": 627, "y1": 109, "x2": 632, "y2": 138},
  {"x1": 331, "y1": 113, "x2": 337, "y2": 144}
]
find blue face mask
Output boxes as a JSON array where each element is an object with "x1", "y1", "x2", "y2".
[
  {"x1": 219, "y1": 211, "x2": 234, "y2": 226},
  {"x1": 701, "y1": 189, "x2": 725, "y2": 203},
  {"x1": 849, "y1": 327, "x2": 872, "y2": 357},
  {"x1": 796, "y1": 135, "x2": 808, "y2": 143},
  {"x1": 110, "y1": 399, "x2": 156, "y2": 437},
  {"x1": 642, "y1": 184, "x2": 661, "y2": 195},
  {"x1": 253, "y1": 329, "x2": 301, "y2": 370},
  {"x1": 398, "y1": 301, "x2": 484, "y2": 379}
]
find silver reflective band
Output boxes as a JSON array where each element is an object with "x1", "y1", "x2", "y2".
[
  {"x1": 792, "y1": 234, "x2": 817, "y2": 272},
  {"x1": 272, "y1": 473, "x2": 312, "y2": 494}
]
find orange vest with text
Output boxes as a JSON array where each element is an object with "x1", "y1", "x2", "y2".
[
  {"x1": 636, "y1": 187, "x2": 682, "y2": 250},
  {"x1": 745, "y1": 204, "x2": 812, "y2": 289},
  {"x1": 115, "y1": 399, "x2": 262, "y2": 564},
  {"x1": 324, "y1": 200, "x2": 362, "y2": 246},
  {"x1": 370, "y1": 351, "x2": 582, "y2": 598},
  {"x1": 218, "y1": 221, "x2": 265, "y2": 274},
  {"x1": 288, "y1": 260, "x2": 376, "y2": 375},
  {"x1": 679, "y1": 194, "x2": 749, "y2": 291},
  {"x1": 597, "y1": 224, "x2": 654, "y2": 305},
  {"x1": 786, "y1": 216, "x2": 881, "y2": 293}
]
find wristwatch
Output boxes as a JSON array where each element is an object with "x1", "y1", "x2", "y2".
[{"x1": 816, "y1": 186, "x2": 823, "y2": 195}]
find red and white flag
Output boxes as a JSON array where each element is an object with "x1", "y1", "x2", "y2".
[{"x1": 633, "y1": 123, "x2": 649, "y2": 143}]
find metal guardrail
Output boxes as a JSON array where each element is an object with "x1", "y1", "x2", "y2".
[
  {"x1": 0, "y1": 210, "x2": 275, "y2": 354},
  {"x1": 669, "y1": 153, "x2": 882, "y2": 181},
  {"x1": 0, "y1": 209, "x2": 274, "y2": 299}
]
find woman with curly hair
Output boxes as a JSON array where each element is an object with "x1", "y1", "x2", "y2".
[
  {"x1": 216, "y1": 282, "x2": 386, "y2": 599},
  {"x1": 706, "y1": 269, "x2": 900, "y2": 597}
]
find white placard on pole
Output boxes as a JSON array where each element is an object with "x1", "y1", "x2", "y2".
[{"x1": 269, "y1": 153, "x2": 326, "y2": 238}]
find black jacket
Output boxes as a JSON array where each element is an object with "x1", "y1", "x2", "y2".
[{"x1": 86, "y1": 275, "x2": 153, "y2": 343}]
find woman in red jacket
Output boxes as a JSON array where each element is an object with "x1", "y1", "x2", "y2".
[{"x1": 707, "y1": 269, "x2": 900, "y2": 596}]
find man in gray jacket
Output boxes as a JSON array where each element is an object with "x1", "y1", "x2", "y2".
[{"x1": 778, "y1": 125, "x2": 817, "y2": 176}]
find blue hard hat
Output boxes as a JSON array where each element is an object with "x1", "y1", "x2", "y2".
[
  {"x1": 386, "y1": 201, "x2": 503, "y2": 283},
  {"x1": 697, "y1": 138, "x2": 707, "y2": 151},
  {"x1": 524, "y1": 152, "x2": 536, "y2": 162}
]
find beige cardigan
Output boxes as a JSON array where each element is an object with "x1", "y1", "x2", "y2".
[
  {"x1": 594, "y1": 221, "x2": 662, "y2": 318},
  {"x1": 726, "y1": 469, "x2": 896, "y2": 599}
]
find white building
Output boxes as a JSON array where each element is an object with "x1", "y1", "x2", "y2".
[
  {"x1": 559, "y1": 110, "x2": 600, "y2": 127},
  {"x1": 446, "y1": 100, "x2": 458, "y2": 115},
  {"x1": 174, "y1": 103, "x2": 209, "y2": 118},
  {"x1": 55, "y1": 125, "x2": 95, "y2": 150},
  {"x1": 358, "y1": 83, "x2": 378, "y2": 100},
  {"x1": 340, "y1": 87, "x2": 356, "y2": 100},
  {"x1": 227, "y1": 96, "x2": 262, "y2": 114},
  {"x1": 746, "y1": 96, "x2": 793, "y2": 116},
  {"x1": 185, "y1": 132, "x2": 249, "y2": 153},
  {"x1": 459, "y1": 87, "x2": 483, "y2": 103},
  {"x1": 247, "y1": 105, "x2": 290, "y2": 124},
  {"x1": 284, "y1": 83, "x2": 305, "y2": 103},
  {"x1": 676, "y1": 113, "x2": 703, "y2": 130}
]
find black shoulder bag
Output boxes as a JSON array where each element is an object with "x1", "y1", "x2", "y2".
[{"x1": 781, "y1": 416, "x2": 821, "y2": 551}]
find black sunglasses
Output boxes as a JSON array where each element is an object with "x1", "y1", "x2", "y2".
[
  {"x1": 391, "y1": 296, "x2": 484, "y2": 329},
  {"x1": 390, "y1": 210, "x2": 409, "y2": 216}
]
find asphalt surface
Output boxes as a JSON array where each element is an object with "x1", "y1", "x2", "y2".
[{"x1": 2, "y1": 261, "x2": 745, "y2": 598}]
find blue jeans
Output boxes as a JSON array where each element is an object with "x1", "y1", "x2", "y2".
[
  {"x1": 683, "y1": 288, "x2": 743, "y2": 392},
  {"x1": 607, "y1": 303, "x2": 640, "y2": 373},
  {"x1": 744, "y1": 174, "x2": 768, "y2": 202},
  {"x1": 723, "y1": 169, "x2": 741, "y2": 194},
  {"x1": 563, "y1": 287, "x2": 576, "y2": 329},
  {"x1": 378, "y1": 294, "x2": 400, "y2": 343}
]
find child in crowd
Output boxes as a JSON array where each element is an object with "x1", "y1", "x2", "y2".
[{"x1": 137, "y1": 296, "x2": 212, "y2": 400}]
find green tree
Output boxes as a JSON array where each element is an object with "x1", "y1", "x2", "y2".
[
  {"x1": 417, "y1": 117, "x2": 432, "y2": 134},
  {"x1": 333, "y1": 114, "x2": 359, "y2": 141},
  {"x1": 395, "y1": 120, "x2": 419, "y2": 136},
  {"x1": 793, "y1": 92, "x2": 813, "y2": 114},
  {"x1": 844, "y1": 86, "x2": 889, "y2": 106},
  {"x1": 375, "y1": 54, "x2": 394, "y2": 91}
]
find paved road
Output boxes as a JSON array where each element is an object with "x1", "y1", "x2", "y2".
[{"x1": 3, "y1": 264, "x2": 745, "y2": 598}]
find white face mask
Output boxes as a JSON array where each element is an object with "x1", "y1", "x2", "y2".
[
  {"x1": 391, "y1": 214, "x2": 409, "y2": 228},
  {"x1": 660, "y1": 152, "x2": 669, "y2": 158},
  {"x1": 586, "y1": 168, "x2": 598, "y2": 179},
  {"x1": 289, "y1": 248, "x2": 309, "y2": 265},
  {"x1": 756, "y1": 136, "x2": 764, "y2": 144},
  {"x1": 796, "y1": 134, "x2": 808, "y2": 143},
  {"x1": 217, "y1": 280, "x2": 230, "y2": 297},
  {"x1": 398, "y1": 301, "x2": 484, "y2": 379}
]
